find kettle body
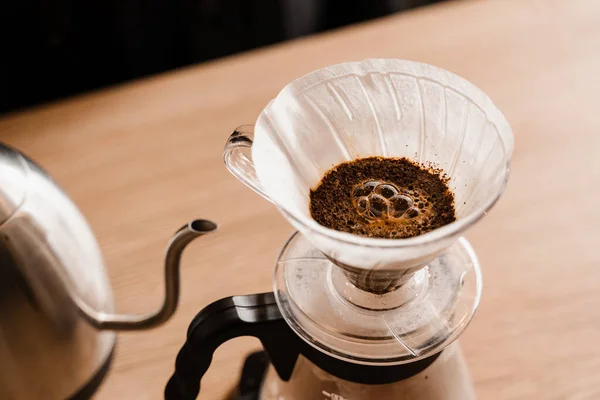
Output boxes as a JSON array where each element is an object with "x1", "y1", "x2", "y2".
[
  {"x1": 0, "y1": 144, "x2": 217, "y2": 399},
  {"x1": 0, "y1": 144, "x2": 116, "y2": 399}
]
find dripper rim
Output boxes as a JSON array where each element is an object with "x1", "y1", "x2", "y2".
[{"x1": 265, "y1": 58, "x2": 515, "y2": 156}]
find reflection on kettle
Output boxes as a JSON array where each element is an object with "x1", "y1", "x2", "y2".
[{"x1": 0, "y1": 143, "x2": 217, "y2": 399}]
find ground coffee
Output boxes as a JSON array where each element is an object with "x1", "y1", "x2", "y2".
[{"x1": 309, "y1": 157, "x2": 456, "y2": 239}]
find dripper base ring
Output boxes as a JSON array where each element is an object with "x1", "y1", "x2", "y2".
[{"x1": 273, "y1": 232, "x2": 482, "y2": 365}]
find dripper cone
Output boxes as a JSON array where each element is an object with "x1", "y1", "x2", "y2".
[{"x1": 240, "y1": 59, "x2": 512, "y2": 275}]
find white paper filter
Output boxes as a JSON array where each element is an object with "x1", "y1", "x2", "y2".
[{"x1": 253, "y1": 59, "x2": 513, "y2": 272}]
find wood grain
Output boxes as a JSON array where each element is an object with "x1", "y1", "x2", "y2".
[{"x1": 1, "y1": 0, "x2": 599, "y2": 398}]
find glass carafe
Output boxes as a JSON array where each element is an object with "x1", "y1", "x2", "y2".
[{"x1": 261, "y1": 344, "x2": 474, "y2": 400}]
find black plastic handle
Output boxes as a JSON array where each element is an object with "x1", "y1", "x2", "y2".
[{"x1": 164, "y1": 292, "x2": 300, "y2": 400}]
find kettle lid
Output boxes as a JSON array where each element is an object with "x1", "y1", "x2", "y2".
[{"x1": 0, "y1": 143, "x2": 28, "y2": 225}]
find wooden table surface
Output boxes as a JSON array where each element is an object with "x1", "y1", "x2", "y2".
[{"x1": 1, "y1": 0, "x2": 599, "y2": 398}]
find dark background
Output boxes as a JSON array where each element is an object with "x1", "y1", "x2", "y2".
[{"x1": 0, "y1": 0, "x2": 444, "y2": 115}]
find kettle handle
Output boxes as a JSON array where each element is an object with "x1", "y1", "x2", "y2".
[{"x1": 164, "y1": 292, "x2": 300, "y2": 400}]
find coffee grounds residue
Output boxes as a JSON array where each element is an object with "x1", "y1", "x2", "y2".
[{"x1": 309, "y1": 157, "x2": 456, "y2": 239}]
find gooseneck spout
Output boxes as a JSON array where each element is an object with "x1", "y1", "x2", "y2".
[{"x1": 76, "y1": 219, "x2": 218, "y2": 331}]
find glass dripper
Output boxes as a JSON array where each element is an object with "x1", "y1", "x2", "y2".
[{"x1": 224, "y1": 59, "x2": 513, "y2": 363}]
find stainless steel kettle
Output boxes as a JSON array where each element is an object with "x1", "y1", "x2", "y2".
[{"x1": 0, "y1": 143, "x2": 217, "y2": 399}]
